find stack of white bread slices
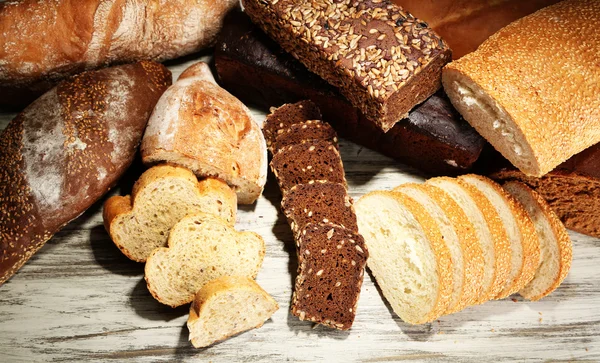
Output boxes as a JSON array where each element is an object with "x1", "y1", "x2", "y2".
[{"x1": 355, "y1": 174, "x2": 572, "y2": 325}]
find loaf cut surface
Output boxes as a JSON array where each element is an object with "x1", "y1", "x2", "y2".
[
  {"x1": 443, "y1": 0, "x2": 600, "y2": 176},
  {"x1": 292, "y1": 223, "x2": 368, "y2": 330},
  {"x1": 103, "y1": 165, "x2": 237, "y2": 262},
  {"x1": 270, "y1": 120, "x2": 338, "y2": 155},
  {"x1": 187, "y1": 276, "x2": 279, "y2": 348},
  {"x1": 145, "y1": 213, "x2": 265, "y2": 307},
  {"x1": 262, "y1": 101, "x2": 323, "y2": 149}
]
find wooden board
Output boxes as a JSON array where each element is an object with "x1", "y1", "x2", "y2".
[{"x1": 1, "y1": 57, "x2": 599, "y2": 363}]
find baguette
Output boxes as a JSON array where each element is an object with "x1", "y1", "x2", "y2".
[{"x1": 0, "y1": 61, "x2": 171, "y2": 285}]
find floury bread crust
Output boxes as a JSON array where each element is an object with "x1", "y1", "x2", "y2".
[
  {"x1": 0, "y1": 61, "x2": 171, "y2": 285},
  {"x1": 443, "y1": 0, "x2": 600, "y2": 177},
  {"x1": 242, "y1": 0, "x2": 451, "y2": 131}
]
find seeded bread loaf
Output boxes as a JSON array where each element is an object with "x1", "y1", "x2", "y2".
[
  {"x1": 270, "y1": 120, "x2": 338, "y2": 155},
  {"x1": 103, "y1": 165, "x2": 237, "y2": 262},
  {"x1": 242, "y1": 0, "x2": 452, "y2": 131},
  {"x1": 187, "y1": 276, "x2": 279, "y2": 348},
  {"x1": 0, "y1": 61, "x2": 171, "y2": 285},
  {"x1": 443, "y1": 0, "x2": 600, "y2": 177},
  {"x1": 145, "y1": 213, "x2": 265, "y2": 307},
  {"x1": 292, "y1": 223, "x2": 368, "y2": 330},
  {"x1": 141, "y1": 62, "x2": 268, "y2": 204}
]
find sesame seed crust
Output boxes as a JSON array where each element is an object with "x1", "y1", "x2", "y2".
[{"x1": 243, "y1": 0, "x2": 451, "y2": 131}]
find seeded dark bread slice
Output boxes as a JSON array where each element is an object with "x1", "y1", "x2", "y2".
[
  {"x1": 291, "y1": 222, "x2": 368, "y2": 330},
  {"x1": 270, "y1": 120, "x2": 338, "y2": 155},
  {"x1": 270, "y1": 140, "x2": 347, "y2": 193},
  {"x1": 281, "y1": 181, "x2": 357, "y2": 241},
  {"x1": 502, "y1": 182, "x2": 573, "y2": 301},
  {"x1": 263, "y1": 100, "x2": 322, "y2": 149},
  {"x1": 355, "y1": 191, "x2": 453, "y2": 324},
  {"x1": 459, "y1": 174, "x2": 540, "y2": 299}
]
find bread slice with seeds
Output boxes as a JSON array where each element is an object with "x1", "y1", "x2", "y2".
[
  {"x1": 459, "y1": 174, "x2": 540, "y2": 299},
  {"x1": 187, "y1": 276, "x2": 279, "y2": 348},
  {"x1": 502, "y1": 182, "x2": 573, "y2": 301},
  {"x1": 145, "y1": 213, "x2": 265, "y2": 307},
  {"x1": 270, "y1": 140, "x2": 347, "y2": 193},
  {"x1": 262, "y1": 100, "x2": 322, "y2": 148},
  {"x1": 426, "y1": 177, "x2": 511, "y2": 303},
  {"x1": 355, "y1": 191, "x2": 453, "y2": 324},
  {"x1": 291, "y1": 223, "x2": 368, "y2": 330},
  {"x1": 103, "y1": 164, "x2": 237, "y2": 262},
  {"x1": 270, "y1": 120, "x2": 338, "y2": 154},
  {"x1": 394, "y1": 183, "x2": 484, "y2": 313},
  {"x1": 281, "y1": 181, "x2": 357, "y2": 240}
]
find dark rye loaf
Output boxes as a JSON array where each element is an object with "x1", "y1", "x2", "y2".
[
  {"x1": 270, "y1": 140, "x2": 347, "y2": 193},
  {"x1": 214, "y1": 10, "x2": 485, "y2": 175},
  {"x1": 270, "y1": 120, "x2": 338, "y2": 155},
  {"x1": 292, "y1": 223, "x2": 368, "y2": 330},
  {"x1": 242, "y1": 0, "x2": 451, "y2": 131},
  {"x1": 281, "y1": 181, "x2": 357, "y2": 240},
  {"x1": 0, "y1": 61, "x2": 171, "y2": 285}
]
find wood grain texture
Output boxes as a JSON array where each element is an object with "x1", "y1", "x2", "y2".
[{"x1": 0, "y1": 56, "x2": 599, "y2": 363}]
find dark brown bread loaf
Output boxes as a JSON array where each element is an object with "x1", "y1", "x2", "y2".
[
  {"x1": 270, "y1": 120, "x2": 338, "y2": 155},
  {"x1": 214, "y1": 10, "x2": 485, "y2": 176},
  {"x1": 281, "y1": 181, "x2": 357, "y2": 239},
  {"x1": 0, "y1": 61, "x2": 171, "y2": 285},
  {"x1": 292, "y1": 223, "x2": 368, "y2": 330},
  {"x1": 262, "y1": 100, "x2": 323, "y2": 150},
  {"x1": 242, "y1": 0, "x2": 452, "y2": 131},
  {"x1": 270, "y1": 140, "x2": 347, "y2": 193}
]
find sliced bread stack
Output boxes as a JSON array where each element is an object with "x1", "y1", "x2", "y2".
[
  {"x1": 355, "y1": 174, "x2": 572, "y2": 324},
  {"x1": 265, "y1": 100, "x2": 368, "y2": 330}
]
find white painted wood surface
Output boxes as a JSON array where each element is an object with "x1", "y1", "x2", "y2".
[{"x1": 1, "y1": 57, "x2": 599, "y2": 363}]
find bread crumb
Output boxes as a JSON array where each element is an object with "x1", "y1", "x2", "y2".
[
  {"x1": 511, "y1": 298, "x2": 518, "y2": 302},
  {"x1": 490, "y1": 329, "x2": 495, "y2": 332},
  {"x1": 539, "y1": 318, "x2": 543, "y2": 323},
  {"x1": 438, "y1": 331, "x2": 445, "y2": 335},
  {"x1": 538, "y1": 312, "x2": 543, "y2": 315}
]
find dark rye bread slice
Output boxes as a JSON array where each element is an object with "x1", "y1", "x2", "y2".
[
  {"x1": 270, "y1": 140, "x2": 346, "y2": 193},
  {"x1": 270, "y1": 120, "x2": 338, "y2": 155},
  {"x1": 281, "y1": 181, "x2": 357, "y2": 241},
  {"x1": 292, "y1": 223, "x2": 368, "y2": 330},
  {"x1": 262, "y1": 100, "x2": 322, "y2": 150}
]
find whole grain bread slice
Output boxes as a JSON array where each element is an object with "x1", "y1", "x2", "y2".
[
  {"x1": 187, "y1": 276, "x2": 279, "y2": 348},
  {"x1": 103, "y1": 164, "x2": 237, "y2": 262},
  {"x1": 270, "y1": 120, "x2": 338, "y2": 154},
  {"x1": 145, "y1": 213, "x2": 265, "y2": 307},
  {"x1": 263, "y1": 100, "x2": 323, "y2": 148}
]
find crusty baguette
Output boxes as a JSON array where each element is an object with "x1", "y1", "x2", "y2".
[
  {"x1": 0, "y1": 0, "x2": 239, "y2": 106},
  {"x1": 0, "y1": 61, "x2": 171, "y2": 285},
  {"x1": 103, "y1": 164, "x2": 237, "y2": 262},
  {"x1": 141, "y1": 62, "x2": 268, "y2": 205},
  {"x1": 442, "y1": 0, "x2": 600, "y2": 177},
  {"x1": 187, "y1": 276, "x2": 279, "y2": 348},
  {"x1": 502, "y1": 182, "x2": 573, "y2": 301},
  {"x1": 145, "y1": 213, "x2": 265, "y2": 307}
]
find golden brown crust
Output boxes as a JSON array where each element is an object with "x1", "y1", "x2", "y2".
[
  {"x1": 102, "y1": 195, "x2": 132, "y2": 233},
  {"x1": 131, "y1": 164, "x2": 198, "y2": 202}
]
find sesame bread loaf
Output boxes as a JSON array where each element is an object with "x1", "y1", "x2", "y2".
[
  {"x1": 502, "y1": 182, "x2": 572, "y2": 301},
  {"x1": 145, "y1": 213, "x2": 265, "y2": 307},
  {"x1": 242, "y1": 0, "x2": 452, "y2": 131},
  {"x1": 270, "y1": 140, "x2": 347, "y2": 193},
  {"x1": 187, "y1": 276, "x2": 279, "y2": 348},
  {"x1": 281, "y1": 181, "x2": 358, "y2": 240},
  {"x1": 443, "y1": 0, "x2": 600, "y2": 177},
  {"x1": 292, "y1": 223, "x2": 368, "y2": 330},
  {"x1": 0, "y1": 61, "x2": 171, "y2": 286},
  {"x1": 141, "y1": 62, "x2": 268, "y2": 204},
  {"x1": 103, "y1": 165, "x2": 237, "y2": 262},
  {"x1": 458, "y1": 175, "x2": 540, "y2": 299},
  {"x1": 270, "y1": 120, "x2": 338, "y2": 155},
  {"x1": 262, "y1": 101, "x2": 323, "y2": 150}
]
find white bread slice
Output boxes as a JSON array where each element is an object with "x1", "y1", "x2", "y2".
[
  {"x1": 187, "y1": 276, "x2": 279, "y2": 348},
  {"x1": 355, "y1": 191, "x2": 453, "y2": 324},
  {"x1": 145, "y1": 213, "x2": 265, "y2": 307},
  {"x1": 426, "y1": 177, "x2": 511, "y2": 303},
  {"x1": 502, "y1": 182, "x2": 573, "y2": 301},
  {"x1": 459, "y1": 175, "x2": 541, "y2": 299},
  {"x1": 103, "y1": 164, "x2": 236, "y2": 262}
]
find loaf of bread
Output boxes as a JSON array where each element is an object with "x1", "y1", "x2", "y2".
[
  {"x1": 187, "y1": 276, "x2": 279, "y2": 348},
  {"x1": 0, "y1": 61, "x2": 171, "y2": 285},
  {"x1": 443, "y1": 0, "x2": 600, "y2": 177},
  {"x1": 214, "y1": 10, "x2": 485, "y2": 176},
  {"x1": 0, "y1": 0, "x2": 238, "y2": 106},
  {"x1": 141, "y1": 62, "x2": 268, "y2": 205},
  {"x1": 242, "y1": 0, "x2": 451, "y2": 131},
  {"x1": 103, "y1": 165, "x2": 237, "y2": 262},
  {"x1": 145, "y1": 213, "x2": 265, "y2": 307}
]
